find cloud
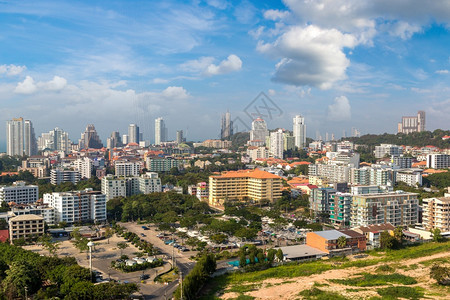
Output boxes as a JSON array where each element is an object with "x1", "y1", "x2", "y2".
[
  {"x1": 385, "y1": 21, "x2": 422, "y2": 39},
  {"x1": 14, "y1": 75, "x2": 68, "y2": 94},
  {"x1": 435, "y1": 69, "x2": 449, "y2": 74},
  {"x1": 41, "y1": 76, "x2": 67, "y2": 91},
  {"x1": 15, "y1": 76, "x2": 37, "y2": 94},
  {"x1": 0, "y1": 64, "x2": 27, "y2": 76},
  {"x1": 152, "y1": 78, "x2": 170, "y2": 84},
  {"x1": 205, "y1": 0, "x2": 228, "y2": 10},
  {"x1": 161, "y1": 86, "x2": 190, "y2": 100},
  {"x1": 264, "y1": 9, "x2": 289, "y2": 21},
  {"x1": 204, "y1": 54, "x2": 242, "y2": 76},
  {"x1": 180, "y1": 56, "x2": 215, "y2": 73},
  {"x1": 258, "y1": 25, "x2": 357, "y2": 89},
  {"x1": 327, "y1": 96, "x2": 351, "y2": 121}
]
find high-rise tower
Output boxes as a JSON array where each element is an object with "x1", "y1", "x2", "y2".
[
  {"x1": 293, "y1": 115, "x2": 306, "y2": 149},
  {"x1": 128, "y1": 124, "x2": 140, "y2": 144},
  {"x1": 6, "y1": 118, "x2": 37, "y2": 156}
]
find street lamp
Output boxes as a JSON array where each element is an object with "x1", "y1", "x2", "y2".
[{"x1": 87, "y1": 240, "x2": 95, "y2": 282}]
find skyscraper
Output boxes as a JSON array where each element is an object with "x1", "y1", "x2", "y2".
[
  {"x1": 38, "y1": 127, "x2": 71, "y2": 153},
  {"x1": 250, "y1": 118, "x2": 269, "y2": 142},
  {"x1": 79, "y1": 124, "x2": 103, "y2": 149},
  {"x1": 176, "y1": 130, "x2": 184, "y2": 144},
  {"x1": 6, "y1": 118, "x2": 37, "y2": 156},
  {"x1": 397, "y1": 110, "x2": 426, "y2": 134},
  {"x1": 155, "y1": 117, "x2": 167, "y2": 145},
  {"x1": 220, "y1": 111, "x2": 233, "y2": 140},
  {"x1": 106, "y1": 131, "x2": 123, "y2": 149},
  {"x1": 128, "y1": 124, "x2": 140, "y2": 144},
  {"x1": 269, "y1": 129, "x2": 285, "y2": 159},
  {"x1": 293, "y1": 115, "x2": 306, "y2": 149}
]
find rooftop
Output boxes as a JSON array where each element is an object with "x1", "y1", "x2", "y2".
[
  {"x1": 356, "y1": 223, "x2": 395, "y2": 233},
  {"x1": 277, "y1": 244, "x2": 327, "y2": 259},
  {"x1": 312, "y1": 230, "x2": 351, "y2": 240},
  {"x1": 9, "y1": 214, "x2": 44, "y2": 222},
  {"x1": 211, "y1": 169, "x2": 281, "y2": 179}
]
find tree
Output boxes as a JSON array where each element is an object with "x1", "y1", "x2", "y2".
[
  {"x1": 380, "y1": 231, "x2": 396, "y2": 249},
  {"x1": 276, "y1": 249, "x2": 284, "y2": 262},
  {"x1": 394, "y1": 226, "x2": 404, "y2": 243},
  {"x1": 2, "y1": 261, "x2": 41, "y2": 298},
  {"x1": 239, "y1": 252, "x2": 246, "y2": 268},
  {"x1": 337, "y1": 236, "x2": 347, "y2": 249},
  {"x1": 39, "y1": 234, "x2": 60, "y2": 256},
  {"x1": 104, "y1": 227, "x2": 114, "y2": 244},
  {"x1": 431, "y1": 228, "x2": 443, "y2": 242},
  {"x1": 71, "y1": 228, "x2": 89, "y2": 253},
  {"x1": 430, "y1": 264, "x2": 450, "y2": 285},
  {"x1": 117, "y1": 242, "x2": 129, "y2": 257}
]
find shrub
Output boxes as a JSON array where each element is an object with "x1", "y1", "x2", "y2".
[{"x1": 376, "y1": 286, "x2": 424, "y2": 299}]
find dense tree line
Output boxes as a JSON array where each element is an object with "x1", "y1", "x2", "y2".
[
  {"x1": 0, "y1": 242, "x2": 137, "y2": 299},
  {"x1": 174, "y1": 253, "x2": 216, "y2": 300},
  {"x1": 0, "y1": 156, "x2": 22, "y2": 172},
  {"x1": 343, "y1": 130, "x2": 450, "y2": 148},
  {"x1": 107, "y1": 192, "x2": 211, "y2": 225}
]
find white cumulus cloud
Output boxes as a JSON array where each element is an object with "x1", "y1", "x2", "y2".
[
  {"x1": 40, "y1": 76, "x2": 67, "y2": 91},
  {"x1": 0, "y1": 64, "x2": 27, "y2": 76},
  {"x1": 15, "y1": 76, "x2": 37, "y2": 94},
  {"x1": 258, "y1": 25, "x2": 357, "y2": 89},
  {"x1": 161, "y1": 86, "x2": 190, "y2": 100},
  {"x1": 204, "y1": 54, "x2": 242, "y2": 76},
  {"x1": 435, "y1": 69, "x2": 449, "y2": 74},
  {"x1": 264, "y1": 9, "x2": 290, "y2": 21},
  {"x1": 327, "y1": 96, "x2": 351, "y2": 121}
]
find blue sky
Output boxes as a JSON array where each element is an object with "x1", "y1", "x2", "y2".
[{"x1": 1, "y1": 0, "x2": 450, "y2": 147}]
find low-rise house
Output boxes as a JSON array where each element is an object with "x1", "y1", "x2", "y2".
[
  {"x1": 306, "y1": 229, "x2": 366, "y2": 254},
  {"x1": 8, "y1": 214, "x2": 45, "y2": 244},
  {"x1": 353, "y1": 223, "x2": 395, "y2": 248}
]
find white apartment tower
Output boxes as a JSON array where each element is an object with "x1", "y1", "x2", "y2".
[
  {"x1": 0, "y1": 181, "x2": 39, "y2": 205},
  {"x1": 6, "y1": 118, "x2": 37, "y2": 156},
  {"x1": 269, "y1": 129, "x2": 285, "y2": 159},
  {"x1": 250, "y1": 118, "x2": 269, "y2": 142},
  {"x1": 293, "y1": 115, "x2": 306, "y2": 149},
  {"x1": 155, "y1": 117, "x2": 167, "y2": 145}
]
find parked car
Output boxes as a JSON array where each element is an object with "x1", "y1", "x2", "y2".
[
  {"x1": 140, "y1": 274, "x2": 150, "y2": 280},
  {"x1": 140, "y1": 233, "x2": 146, "y2": 237}
]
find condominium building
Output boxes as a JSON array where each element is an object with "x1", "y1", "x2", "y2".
[
  {"x1": 37, "y1": 127, "x2": 71, "y2": 153},
  {"x1": 9, "y1": 214, "x2": 44, "y2": 244},
  {"x1": 106, "y1": 131, "x2": 123, "y2": 149},
  {"x1": 293, "y1": 115, "x2": 306, "y2": 149},
  {"x1": 422, "y1": 197, "x2": 450, "y2": 232},
  {"x1": 392, "y1": 156, "x2": 412, "y2": 169},
  {"x1": 0, "y1": 181, "x2": 39, "y2": 205},
  {"x1": 201, "y1": 139, "x2": 232, "y2": 148},
  {"x1": 6, "y1": 117, "x2": 37, "y2": 156},
  {"x1": 50, "y1": 169, "x2": 81, "y2": 185},
  {"x1": 115, "y1": 161, "x2": 142, "y2": 176},
  {"x1": 351, "y1": 191, "x2": 419, "y2": 227},
  {"x1": 73, "y1": 157, "x2": 93, "y2": 179},
  {"x1": 196, "y1": 182, "x2": 209, "y2": 202},
  {"x1": 146, "y1": 157, "x2": 180, "y2": 172},
  {"x1": 329, "y1": 192, "x2": 352, "y2": 227},
  {"x1": 269, "y1": 129, "x2": 285, "y2": 159},
  {"x1": 208, "y1": 169, "x2": 282, "y2": 206},
  {"x1": 155, "y1": 117, "x2": 167, "y2": 145},
  {"x1": 426, "y1": 154, "x2": 450, "y2": 169},
  {"x1": 101, "y1": 172, "x2": 161, "y2": 200},
  {"x1": 309, "y1": 164, "x2": 351, "y2": 183},
  {"x1": 397, "y1": 110, "x2": 425, "y2": 134},
  {"x1": 374, "y1": 144, "x2": 403, "y2": 159},
  {"x1": 79, "y1": 124, "x2": 103, "y2": 149},
  {"x1": 43, "y1": 189, "x2": 106, "y2": 224},
  {"x1": 246, "y1": 146, "x2": 269, "y2": 161},
  {"x1": 250, "y1": 118, "x2": 269, "y2": 143},
  {"x1": 396, "y1": 169, "x2": 423, "y2": 187},
  {"x1": 220, "y1": 111, "x2": 233, "y2": 140},
  {"x1": 128, "y1": 124, "x2": 140, "y2": 144},
  {"x1": 310, "y1": 188, "x2": 336, "y2": 216},
  {"x1": 10, "y1": 204, "x2": 56, "y2": 225}
]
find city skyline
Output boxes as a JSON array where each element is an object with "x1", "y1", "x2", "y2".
[{"x1": 1, "y1": 1, "x2": 450, "y2": 150}]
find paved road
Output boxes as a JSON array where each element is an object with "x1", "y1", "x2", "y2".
[{"x1": 120, "y1": 222, "x2": 197, "y2": 299}]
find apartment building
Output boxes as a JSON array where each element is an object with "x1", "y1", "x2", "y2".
[
  {"x1": 310, "y1": 188, "x2": 336, "y2": 216},
  {"x1": 115, "y1": 161, "x2": 142, "y2": 176},
  {"x1": 426, "y1": 154, "x2": 450, "y2": 169},
  {"x1": 422, "y1": 197, "x2": 450, "y2": 232},
  {"x1": 329, "y1": 192, "x2": 352, "y2": 227},
  {"x1": 392, "y1": 156, "x2": 412, "y2": 168},
  {"x1": 374, "y1": 144, "x2": 403, "y2": 159},
  {"x1": 350, "y1": 191, "x2": 419, "y2": 227},
  {"x1": 0, "y1": 181, "x2": 38, "y2": 205},
  {"x1": 208, "y1": 169, "x2": 282, "y2": 206},
  {"x1": 10, "y1": 204, "x2": 56, "y2": 225},
  {"x1": 50, "y1": 168, "x2": 81, "y2": 185},
  {"x1": 196, "y1": 182, "x2": 209, "y2": 202},
  {"x1": 246, "y1": 146, "x2": 269, "y2": 161},
  {"x1": 9, "y1": 214, "x2": 44, "y2": 244},
  {"x1": 43, "y1": 189, "x2": 106, "y2": 224},
  {"x1": 101, "y1": 172, "x2": 162, "y2": 200},
  {"x1": 396, "y1": 169, "x2": 423, "y2": 187},
  {"x1": 146, "y1": 156, "x2": 180, "y2": 172},
  {"x1": 306, "y1": 230, "x2": 366, "y2": 254}
]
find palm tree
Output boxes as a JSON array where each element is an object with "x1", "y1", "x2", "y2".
[{"x1": 337, "y1": 236, "x2": 347, "y2": 249}]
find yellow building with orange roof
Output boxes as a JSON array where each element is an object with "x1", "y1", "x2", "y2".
[{"x1": 208, "y1": 169, "x2": 282, "y2": 206}]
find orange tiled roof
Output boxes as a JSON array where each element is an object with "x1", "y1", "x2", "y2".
[
  {"x1": 211, "y1": 169, "x2": 281, "y2": 179},
  {"x1": 412, "y1": 161, "x2": 426, "y2": 167},
  {"x1": 423, "y1": 169, "x2": 448, "y2": 174}
]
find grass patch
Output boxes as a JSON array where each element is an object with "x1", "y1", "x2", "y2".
[
  {"x1": 298, "y1": 287, "x2": 347, "y2": 300},
  {"x1": 419, "y1": 257, "x2": 450, "y2": 267},
  {"x1": 345, "y1": 288, "x2": 368, "y2": 292},
  {"x1": 376, "y1": 286, "x2": 424, "y2": 299},
  {"x1": 330, "y1": 273, "x2": 417, "y2": 287},
  {"x1": 227, "y1": 284, "x2": 259, "y2": 293},
  {"x1": 313, "y1": 282, "x2": 329, "y2": 287},
  {"x1": 376, "y1": 264, "x2": 394, "y2": 273},
  {"x1": 233, "y1": 295, "x2": 255, "y2": 300}
]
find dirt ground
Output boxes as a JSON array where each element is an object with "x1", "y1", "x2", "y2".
[{"x1": 220, "y1": 250, "x2": 450, "y2": 300}]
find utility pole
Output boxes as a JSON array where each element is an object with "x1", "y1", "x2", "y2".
[
  {"x1": 24, "y1": 287, "x2": 28, "y2": 300},
  {"x1": 180, "y1": 270, "x2": 183, "y2": 300}
]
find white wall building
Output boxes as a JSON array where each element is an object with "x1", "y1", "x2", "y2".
[
  {"x1": 50, "y1": 169, "x2": 81, "y2": 185},
  {"x1": 115, "y1": 161, "x2": 142, "y2": 177},
  {"x1": 269, "y1": 129, "x2": 284, "y2": 159},
  {"x1": 396, "y1": 169, "x2": 422, "y2": 187},
  {"x1": 426, "y1": 154, "x2": 450, "y2": 169},
  {"x1": 101, "y1": 172, "x2": 161, "y2": 200},
  {"x1": 0, "y1": 181, "x2": 38, "y2": 205},
  {"x1": 43, "y1": 189, "x2": 106, "y2": 224},
  {"x1": 374, "y1": 144, "x2": 403, "y2": 159},
  {"x1": 73, "y1": 157, "x2": 93, "y2": 179},
  {"x1": 293, "y1": 115, "x2": 306, "y2": 149}
]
